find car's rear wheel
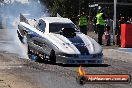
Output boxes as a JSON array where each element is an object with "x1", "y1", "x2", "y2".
[{"x1": 49, "y1": 50, "x2": 56, "y2": 64}]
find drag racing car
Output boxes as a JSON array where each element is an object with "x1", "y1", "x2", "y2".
[{"x1": 17, "y1": 14, "x2": 103, "y2": 64}]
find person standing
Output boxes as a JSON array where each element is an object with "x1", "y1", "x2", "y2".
[
  {"x1": 116, "y1": 17, "x2": 125, "y2": 46},
  {"x1": 105, "y1": 18, "x2": 111, "y2": 46},
  {"x1": 95, "y1": 11, "x2": 106, "y2": 45},
  {"x1": 78, "y1": 12, "x2": 88, "y2": 35},
  {"x1": 104, "y1": 28, "x2": 111, "y2": 46}
]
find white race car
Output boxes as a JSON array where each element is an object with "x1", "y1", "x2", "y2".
[{"x1": 17, "y1": 14, "x2": 103, "y2": 64}]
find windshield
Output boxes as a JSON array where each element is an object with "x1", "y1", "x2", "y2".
[{"x1": 49, "y1": 23, "x2": 79, "y2": 33}]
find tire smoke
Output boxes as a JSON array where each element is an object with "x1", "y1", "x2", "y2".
[
  {"x1": 0, "y1": 0, "x2": 49, "y2": 58},
  {"x1": 0, "y1": 0, "x2": 49, "y2": 28}
]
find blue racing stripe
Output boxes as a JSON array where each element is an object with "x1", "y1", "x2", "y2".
[{"x1": 68, "y1": 36, "x2": 89, "y2": 55}]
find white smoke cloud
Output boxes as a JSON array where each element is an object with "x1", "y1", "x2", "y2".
[
  {"x1": 0, "y1": 0, "x2": 50, "y2": 58},
  {"x1": 0, "y1": 0, "x2": 50, "y2": 28},
  {"x1": 14, "y1": 0, "x2": 29, "y2": 4}
]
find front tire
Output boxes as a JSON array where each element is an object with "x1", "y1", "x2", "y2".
[
  {"x1": 49, "y1": 50, "x2": 56, "y2": 64},
  {"x1": 28, "y1": 47, "x2": 41, "y2": 62}
]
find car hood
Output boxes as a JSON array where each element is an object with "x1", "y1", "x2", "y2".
[{"x1": 44, "y1": 32, "x2": 102, "y2": 55}]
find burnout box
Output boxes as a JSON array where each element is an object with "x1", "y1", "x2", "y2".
[{"x1": 121, "y1": 24, "x2": 132, "y2": 48}]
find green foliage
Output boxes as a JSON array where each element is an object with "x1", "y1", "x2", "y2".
[
  {"x1": 40, "y1": 0, "x2": 132, "y2": 20},
  {"x1": 51, "y1": 0, "x2": 63, "y2": 16}
]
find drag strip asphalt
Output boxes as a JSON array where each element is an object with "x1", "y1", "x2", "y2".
[{"x1": 0, "y1": 53, "x2": 131, "y2": 88}]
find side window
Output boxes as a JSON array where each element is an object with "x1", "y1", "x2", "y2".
[{"x1": 37, "y1": 20, "x2": 46, "y2": 32}]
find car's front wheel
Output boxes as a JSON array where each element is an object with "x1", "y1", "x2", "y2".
[
  {"x1": 28, "y1": 47, "x2": 42, "y2": 62},
  {"x1": 49, "y1": 50, "x2": 56, "y2": 64}
]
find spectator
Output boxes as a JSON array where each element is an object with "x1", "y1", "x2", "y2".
[
  {"x1": 116, "y1": 17, "x2": 125, "y2": 46},
  {"x1": 104, "y1": 28, "x2": 111, "y2": 46},
  {"x1": 104, "y1": 18, "x2": 111, "y2": 46},
  {"x1": 127, "y1": 17, "x2": 132, "y2": 24}
]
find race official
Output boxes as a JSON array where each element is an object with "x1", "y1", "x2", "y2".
[
  {"x1": 78, "y1": 12, "x2": 88, "y2": 35},
  {"x1": 96, "y1": 11, "x2": 106, "y2": 45}
]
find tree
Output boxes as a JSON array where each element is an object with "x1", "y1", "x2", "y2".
[
  {"x1": 40, "y1": 0, "x2": 132, "y2": 20},
  {"x1": 50, "y1": 0, "x2": 64, "y2": 16}
]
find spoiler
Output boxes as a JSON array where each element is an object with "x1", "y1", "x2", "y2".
[{"x1": 20, "y1": 13, "x2": 29, "y2": 24}]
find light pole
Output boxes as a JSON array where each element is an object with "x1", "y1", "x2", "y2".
[
  {"x1": 79, "y1": 0, "x2": 80, "y2": 15},
  {"x1": 79, "y1": 0, "x2": 81, "y2": 15},
  {"x1": 113, "y1": 0, "x2": 117, "y2": 45}
]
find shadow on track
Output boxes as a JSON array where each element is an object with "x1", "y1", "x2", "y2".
[
  {"x1": 57, "y1": 64, "x2": 110, "y2": 67},
  {"x1": 35, "y1": 58, "x2": 110, "y2": 67},
  {"x1": 41, "y1": 62, "x2": 110, "y2": 67}
]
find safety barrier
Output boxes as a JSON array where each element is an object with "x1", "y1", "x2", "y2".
[{"x1": 121, "y1": 24, "x2": 132, "y2": 48}]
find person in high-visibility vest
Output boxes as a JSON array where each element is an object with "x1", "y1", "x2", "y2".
[
  {"x1": 95, "y1": 11, "x2": 106, "y2": 45},
  {"x1": 78, "y1": 12, "x2": 88, "y2": 35}
]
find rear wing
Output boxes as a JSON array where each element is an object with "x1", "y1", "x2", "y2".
[{"x1": 20, "y1": 13, "x2": 29, "y2": 24}]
